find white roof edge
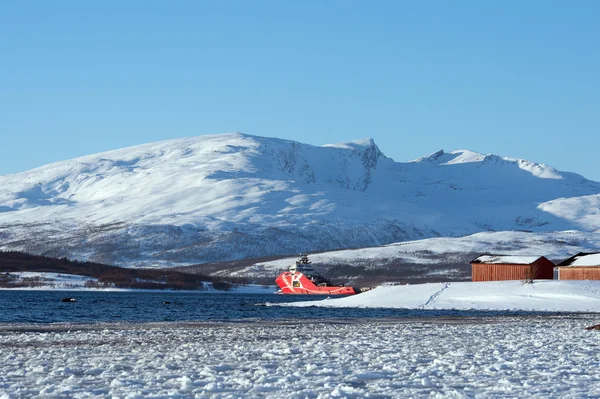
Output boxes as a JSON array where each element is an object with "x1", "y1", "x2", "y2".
[{"x1": 473, "y1": 255, "x2": 544, "y2": 265}]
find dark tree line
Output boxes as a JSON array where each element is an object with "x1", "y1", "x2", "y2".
[{"x1": 0, "y1": 250, "x2": 223, "y2": 290}]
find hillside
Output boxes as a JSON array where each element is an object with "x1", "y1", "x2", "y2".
[
  {"x1": 0, "y1": 251, "x2": 226, "y2": 290},
  {"x1": 180, "y1": 230, "x2": 600, "y2": 285},
  {"x1": 1, "y1": 132, "x2": 599, "y2": 267}
]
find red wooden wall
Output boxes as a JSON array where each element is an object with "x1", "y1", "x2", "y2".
[
  {"x1": 471, "y1": 258, "x2": 554, "y2": 282},
  {"x1": 557, "y1": 267, "x2": 600, "y2": 280}
]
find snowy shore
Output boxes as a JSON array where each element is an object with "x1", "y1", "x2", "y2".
[
  {"x1": 281, "y1": 280, "x2": 600, "y2": 313},
  {"x1": 0, "y1": 272, "x2": 276, "y2": 294}
]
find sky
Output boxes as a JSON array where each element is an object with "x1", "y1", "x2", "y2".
[{"x1": 1, "y1": 1, "x2": 599, "y2": 180}]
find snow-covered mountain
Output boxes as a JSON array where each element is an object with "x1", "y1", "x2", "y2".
[{"x1": 0, "y1": 132, "x2": 599, "y2": 266}]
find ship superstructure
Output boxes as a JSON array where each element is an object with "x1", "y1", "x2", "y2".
[{"x1": 275, "y1": 254, "x2": 358, "y2": 295}]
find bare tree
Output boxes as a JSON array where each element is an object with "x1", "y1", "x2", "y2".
[{"x1": 522, "y1": 263, "x2": 539, "y2": 284}]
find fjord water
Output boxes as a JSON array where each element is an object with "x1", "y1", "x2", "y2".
[
  {"x1": 0, "y1": 291, "x2": 406, "y2": 323},
  {"x1": 0, "y1": 290, "x2": 556, "y2": 324}
]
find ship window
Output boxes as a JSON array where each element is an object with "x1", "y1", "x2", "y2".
[{"x1": 293, "y1": 281, "x2": 301, "y2": 287}]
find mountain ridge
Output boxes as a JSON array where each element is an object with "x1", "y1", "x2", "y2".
[{"x1": 0, "y1": 132, "x2": 599, "y2": 266}]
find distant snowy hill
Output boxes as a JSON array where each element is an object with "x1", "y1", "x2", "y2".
[
  {"x1": 221, "y1": 230, "x2": 600, "y2": 284},
  {"x1": 0, "y1": 132, "x2": 599, "y2": 266}
]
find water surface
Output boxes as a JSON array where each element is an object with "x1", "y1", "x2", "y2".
[{"x1": 0, "y1": 290, "x2": 567, "y2": 324}]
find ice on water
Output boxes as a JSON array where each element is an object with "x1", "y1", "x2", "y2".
[{"x1": 1, "y1": 317, "x2": 599, "y2": 398}]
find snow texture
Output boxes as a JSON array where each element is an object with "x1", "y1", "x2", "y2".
[
  {"x1": 281, "y1": 280, "x2": 600, "y2": 313},
  {"x1": 1, "y1": 133, "x2": 600, "y2": 266},
  {"x1": 1, "y1": 317, "x2": 599, "y2": 398}
]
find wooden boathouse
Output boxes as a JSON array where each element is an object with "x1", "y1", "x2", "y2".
[
  {"x1": 555, "y1": 253, "x2": 600, "y2": 280},
  {"x1": 471, "y1": 254, "x2": 555, "y2": 282}
]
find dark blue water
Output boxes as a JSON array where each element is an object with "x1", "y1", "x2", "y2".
[{"x1": 0, "y1": 290, "x2": 563, "y2": 324}]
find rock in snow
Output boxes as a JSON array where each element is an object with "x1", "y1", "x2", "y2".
[
  {"x1": 585, "y1": 324, "x2": 600, "y2": 330},
  {"x1": 0, "y1": 132, "x2": 599, "y2": 267}
]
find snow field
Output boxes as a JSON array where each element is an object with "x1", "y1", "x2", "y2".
[
  {"x1": 282, "y1": 280, "x2": 600, "y2": 313},
  {"x1": 1, "y1": 317, "x2": 600, "y2": 398},
  {"x1": 2, "y1": 273, "x2": 97, "y2": 290}
]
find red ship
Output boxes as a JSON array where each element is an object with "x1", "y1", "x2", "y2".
[{"x1": 275, "y1": 254, "x2": 360, "y2": 295}]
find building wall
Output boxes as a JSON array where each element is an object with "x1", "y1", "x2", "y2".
[
  {"x1": 532, "y1": 258, "x2": 555, "y2": 280},
  {"x1": 472, "y1": 264, "x2": 529, "y2": 282},
  {"x1": 557, "y1": 267, "x2": 600, "y2": 280},
  {"x1": 472, "y1": 258, "x2": 554, "y2": 282}
]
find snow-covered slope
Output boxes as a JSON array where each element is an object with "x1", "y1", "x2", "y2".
[{"x1": 0, "y1": 133, "x2": 599, "y2": 266}]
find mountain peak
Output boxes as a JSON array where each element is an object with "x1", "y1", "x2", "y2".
[
  {"x1": 417, "y1": 149, "x2": 446, "y2": 162},
  {"x1": 444, "y1": 150, "x2": 487, "y2": 165},
  {"x1": 412, "y1": 149, "x2": 486, "y2": 165},
  {"x1": 322, "y1": 137, "x2": 378, "y2": 151}
]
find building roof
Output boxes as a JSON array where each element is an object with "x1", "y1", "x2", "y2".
[
  {"x1": 471, "y1": 255, "x2": 545, "y2": 265},
  {"x1": 558, "y1": 252, "x2": 600, "y2": 267}
]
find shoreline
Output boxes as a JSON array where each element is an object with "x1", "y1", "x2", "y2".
[
  {"x1": 1, "y1": 313, "x2": 596, "y2": 332},
  {"x1": 0, "y1": 311, "x2": 597, "y2": 333},
  {"x1": 0, "y1": 286, "x2": 278, "y2": 294}
]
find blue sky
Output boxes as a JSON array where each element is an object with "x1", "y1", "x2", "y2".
[{"x1": 1, "y1": 1, "x2": 599, "y2": 180}]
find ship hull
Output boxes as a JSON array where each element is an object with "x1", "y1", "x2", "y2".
[{"x1": 275, "y1": 271, "x2": 357, "y2": 295}]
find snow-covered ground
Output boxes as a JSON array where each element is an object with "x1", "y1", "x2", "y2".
[
  {"x1": 0, "y1": 272, "x2": 97, "y2": 289},
  {"x1": 280, "y1": 280, "x2": 600, "y2": 313},
  {"x1": 1, "y1": 317, "x2": 599, "y2": 398},
  {"x1": 0, "y1": 272, "x2": 276, "y2": 294}
]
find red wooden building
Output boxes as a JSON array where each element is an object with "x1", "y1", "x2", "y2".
[
  {"x1": 471, "y1": 254, "x2": 555, "y2": 282},
  {"x1": 555, "y1": 252, "x2": 600, "y2": 280}
]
